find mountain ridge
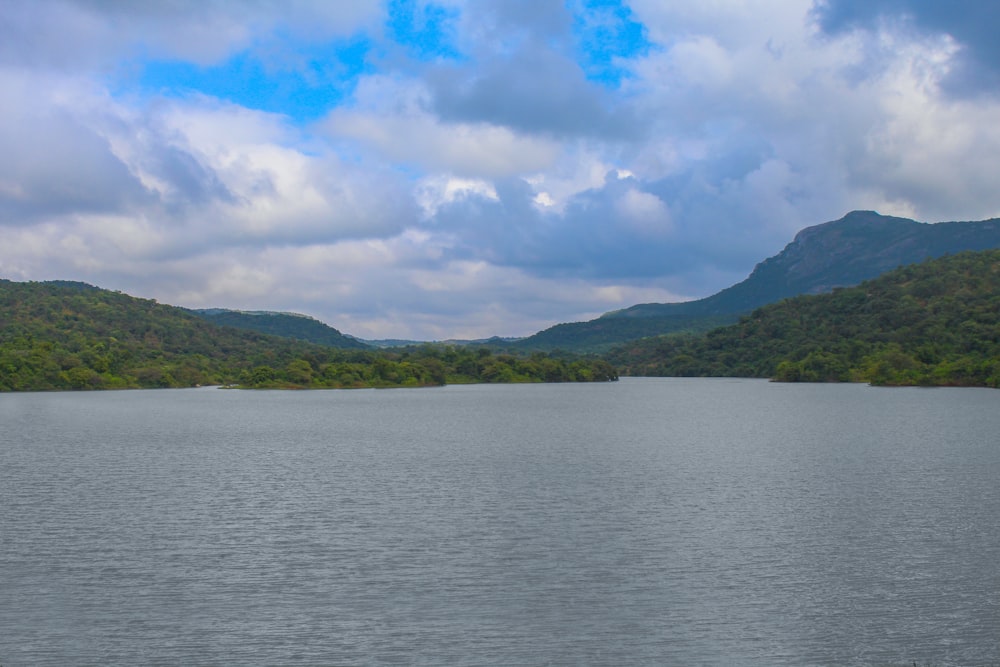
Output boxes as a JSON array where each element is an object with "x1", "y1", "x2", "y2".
[
  {"x1": 514, "y1": 210, "x2": 1000, "y2": 352},
  {"x1": 604, "y1": 248, "x2": 1000, "y2": 387},
  {"x1": 0, "y1": 280, "x2": 616, "y2": 390},
  {"x1": 607, "y1": 210, "x2": 1000, "y2": 317},
  {"x1": 190, "y1": 308, "x2": 369, "y2": 349}
]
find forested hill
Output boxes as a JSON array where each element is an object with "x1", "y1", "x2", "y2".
[
  {"x1": 515, "y1": 211, "x2": 1000, "y2": 352},
  {"x1": 605, "y1": 249, "x2": 1000, "y2": 388},
  {"x1": 190, "y1": 309, "x2": 369, "y2": 349},
  {"x1": 609, "y1": 210, "x2": 1000, "y2": 318},
  {"x1": 510, "y1": 313, "x2": 734, "y2": 354},
  {"x1": 0, "y1": 280, "x2": 616, "y2": 391}
]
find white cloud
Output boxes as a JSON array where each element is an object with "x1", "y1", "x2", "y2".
[
  {"x1": 324, "y1": 76, "x2": 561, "y2": 178},
  {"x1": 521, "y1": 150, "x2": 619, "y2": 213},
  {"x1": 131, "y1": 99, "x2": 416, "y2": 250},
  {"x1": 0, "y1": 0, "x2": 384, "y2": 69},
  {"x1": 415, "y1": 176, "x2": 499, "y2": 218},
  {"x1": 620, "y1": 0, "x2": 1000, "y2": 240},
  {"x1": 849, "y1": 38, "x2": 1000, "y2": 220},
  {"x1": 615, "y1": 189, "x2": 673, "y2": 238},
  {"x1": 2, "y1": 0, "x2": 1000, "y2": 341},
  {"x1": 628, "y1": 0, "x2": 815, "y2": 48}
]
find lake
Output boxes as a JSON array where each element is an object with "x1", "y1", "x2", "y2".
[{"x1": 1, "y1": 378, "x2": 998, "y2": 666}]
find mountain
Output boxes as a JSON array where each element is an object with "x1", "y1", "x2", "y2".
[
  {"x1": 362, "y1": 336, "x2": 524, "y2": 348},
  {"x1": 190, "y1": 308, "x2": 370, "y2": 349},
  {"x1": 0, "y1": 280, "x2": 318, "y2": 389},
  {"x1": 0, "y1": 280, "x2": 616, "y2": 391},
  {"x1": 515, "y1": 211, "x2": 1000, "y2": 352},
  {"x1": 604, "y1": 249, "x2": 1000, "y2": 387},
  {"x1": 611, "y1": 210, "x2": 1000, "y2": 317},
  {"x1": 509, "y1": 313, "x2": 734, "y2": 353}
]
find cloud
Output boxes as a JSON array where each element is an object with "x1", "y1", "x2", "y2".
[
  {"x1": 252, "y1": 251, "x2": 690, "y2": 341},
  {"x1": 324, "y1": 76, "x2": 561, "y2": 178},
  {"x1": 450, "y1": 0, "x2": 573, "y2": 47},
  {"x1": 407, "y1": 0, "x2": 1000, "y2": 299},
  {"x1": 426, "y1": 45, "x2": 639, "y2": 140},
  {"x1": 615, "y1": 188, "x2": 672, "y2": 238},
  {"x1": 154, "y1": 100, "x2": 416, "y2": 249},
  {"x1": 624, "y1": 0, "x2": 1000, "y2": 223},
  {"x1": 0, "y1": 67, "x2": 417, "y2": 276},
  {"x1": 0, "y1": 71, "x2": 152, "y2": 223},
  {"x1": 0, "y1": 0, "x2": 383, "y2": 70},
  {"x1": 813, "y1": 0, "x2": 1000, "y2": 94},
  {"x1": 2, "y1": 0, "x2": 1000, "y2": 340},
  {"x1": 420, "y1": 169, "x2": 747, "y2": 297},
  {"x1": 418, "y1": 0, "x2": 642, "y2": 140}
]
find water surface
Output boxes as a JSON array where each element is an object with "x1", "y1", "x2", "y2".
[{"x1": 1, "y1": 378, "x2": 998, "y2": 665}]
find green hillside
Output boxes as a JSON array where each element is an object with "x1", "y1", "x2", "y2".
[
  {"x1": 605, "y1": 250, "x2": 1000, "y2": 387},
  {"x1": 0, "y1": 280, "x2": 616, "y2": 391},
  {"x1": 511, "y1": 313, "x2": 735, "y2": 353},
  {"x1": 191, "y1": 309, "x2": 369, "y2": 349},
  {"x1": 516, "y1": 211, "x2": 1000, "y2": 352}
]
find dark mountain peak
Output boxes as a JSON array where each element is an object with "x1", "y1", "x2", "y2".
[
  {"x1": 608, "y1": 211, "x2": 936, "y2": 320},
  {"x1": 517, "y1": 210, "x2": 1000, "y2": 351},
  {"x1": 744, "y1": 211, "x2": 926, "y2": 296},
  {"x1": 789, "y1": 210, "x2": 915, "y2": 245},
  {"x1": 756, "y1": 211, "x2": 1000, "y2": 298},
  {"x1": 681, "y1": 210, "x2": 1000, "y2": 313}
]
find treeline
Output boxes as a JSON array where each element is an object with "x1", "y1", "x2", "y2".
[
  {"x1": 511, "y1": 313, "x2": 736, "y2": 353},
  {"x1": 190, "y1": 309, "x2": 369, "y2": 349},
  {"x1": 237, "y1": 347, "x2": 617, "y2": 389},
  {"x1": 605, "y1": 250, "x2": 1000, "y2": 387},
  {"x1": 0, "y1": 280, "x2": 616, "y2": 391}
]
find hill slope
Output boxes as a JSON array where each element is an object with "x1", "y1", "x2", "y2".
[
  {"x1": 190, "y1": 309, "x2": 369, "y2": 349},
  {"x1": 516, "y1": 211, "x2": 1000, "y2": 352},
  {"x1": 0, "y1": 280, "x2": 616, "y2": 390},
  {"x1": 0, "y1": 280, "x2": 305, "y2": 389},
  {"x1": 510, "y1": 313, "x2": 735, "y2": 353},
  {"x1": 605, "y1": 249, "x2": 1000, "y2": 387}
]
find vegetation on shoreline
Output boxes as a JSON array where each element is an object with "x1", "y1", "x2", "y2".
[
  {"x1": 6, "y1": 249, "x2": 998, "y2": 391},
  {"x1": 0, "y1": 280, "x2": 616, "y2": 391},
  {"x1": 232, "y1": 346, "x2": 617, "y2": 390},
  {"x1": 605, "y1": 250, "x2": 1000, "y2": 388}
]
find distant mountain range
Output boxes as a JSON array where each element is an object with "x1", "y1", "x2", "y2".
[
  {"x1": 363, "y1": 336, "x2": 524, "y2": 348},
  {"x1": 188, "y1": 311, "x2": 524, "y2": 350},
  {"x1": 604, "y1": 248, "x2": 1000, "y2": 387},
  {"x1": 514, "y1": 210, "x2": 1000, "y2": 352},
  {"x1": 7, "y1": 210, "x2": 999, "y2": 360},
  {"x1": 0, "y1": 281, "x2": 616, "y2": 391}
]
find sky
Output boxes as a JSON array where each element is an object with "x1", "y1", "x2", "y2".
[{"x1": 2, "y1": 1, "x2": 999, "y2": 340}]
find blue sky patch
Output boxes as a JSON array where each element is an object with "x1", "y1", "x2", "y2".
[
  {"x1": 133, "y1": 36, "x2": 373, "y2": 123},
  {"x1": 571, "y1": 0, "x2": 651, "y2": 87},
  {"x1": 385, "y1": 0, "x2": 463, "y2": 61}
]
